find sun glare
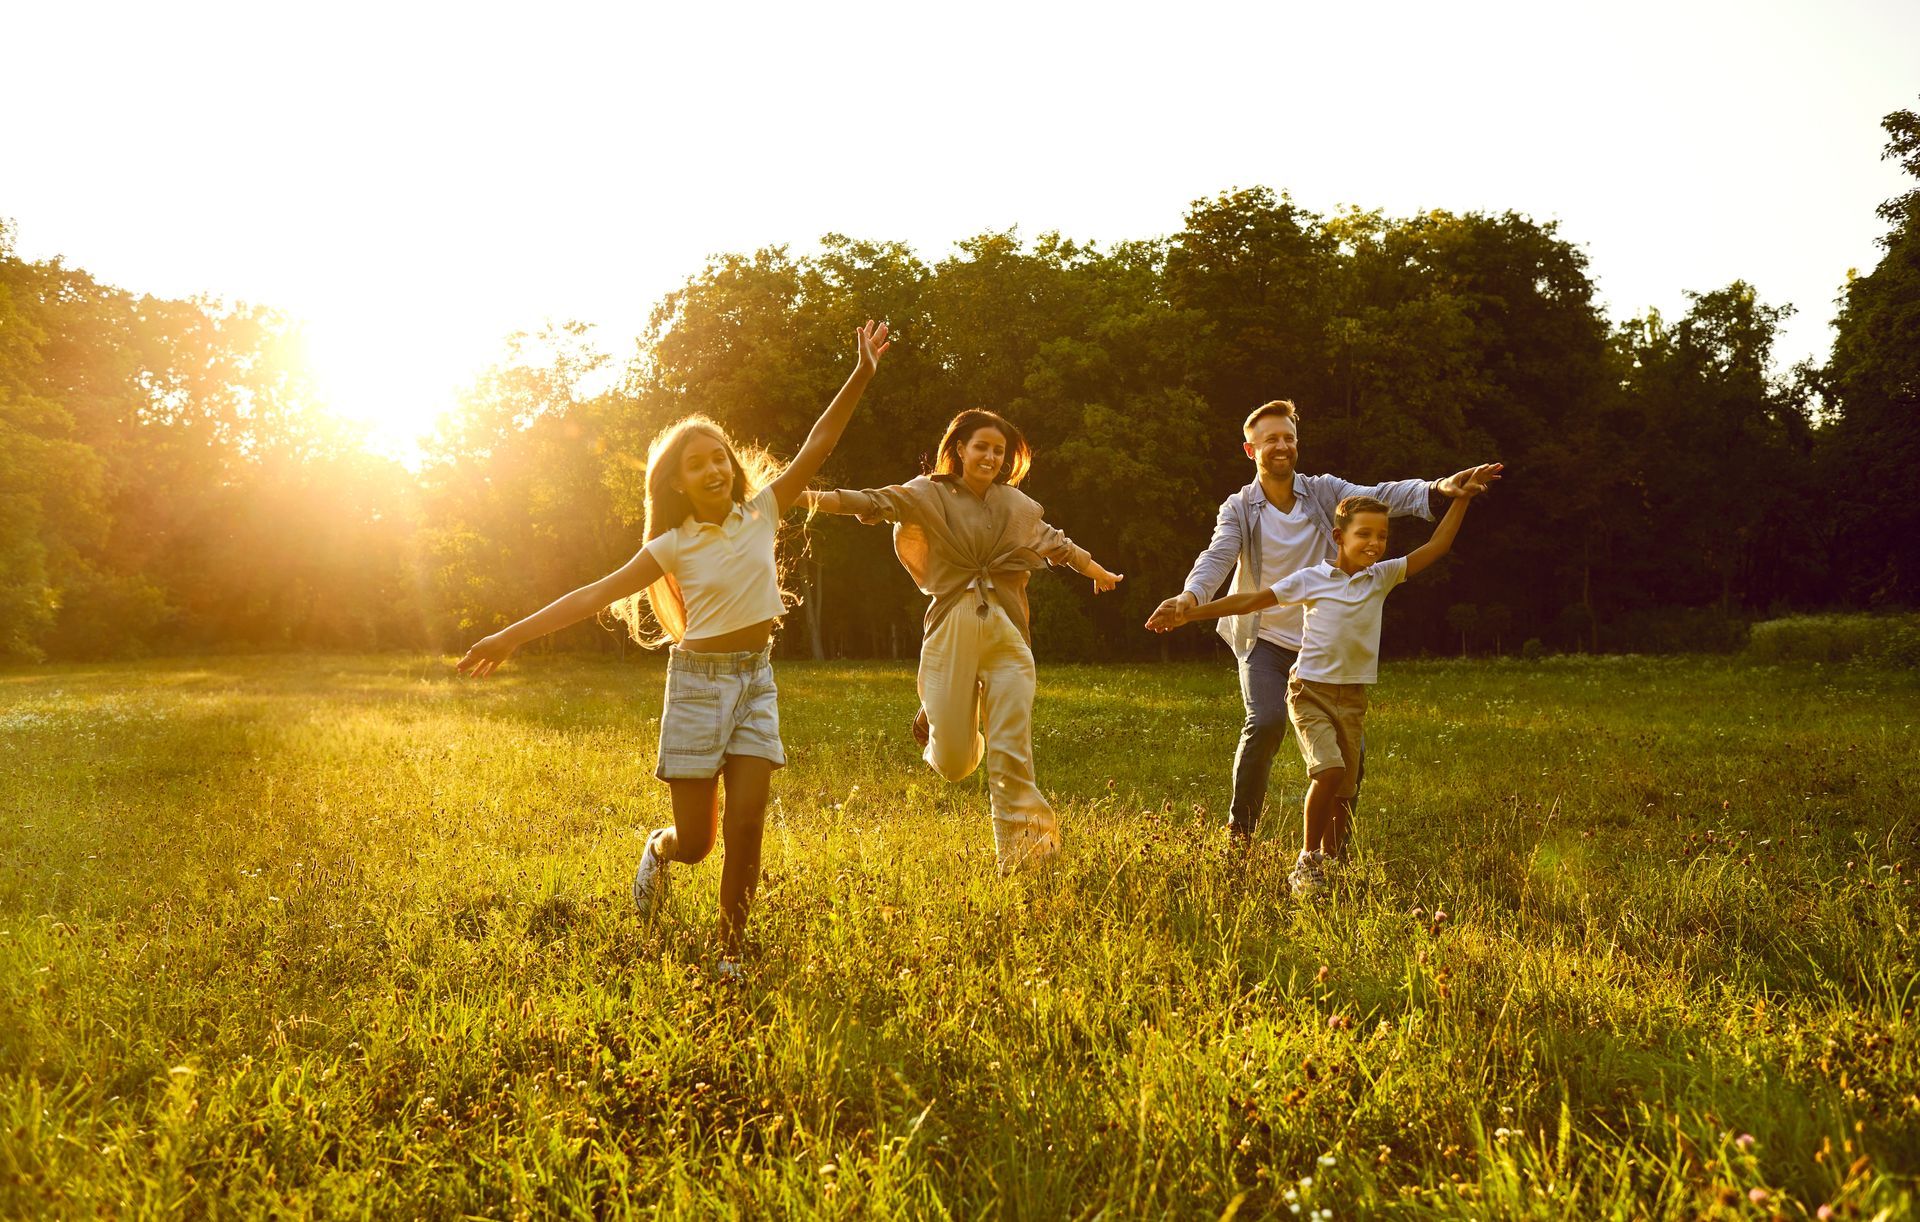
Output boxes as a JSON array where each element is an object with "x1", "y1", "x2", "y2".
[{"x1": 305, "y1": 317, "x2": 485, "y2": 465}]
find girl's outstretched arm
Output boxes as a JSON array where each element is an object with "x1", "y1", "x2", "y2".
[
  {"x1": 455, "y1": 546, "x2": 665, "y2": 678},
  {"x1": 769, "y1": 320, "x2": 891, "y2": 513}
]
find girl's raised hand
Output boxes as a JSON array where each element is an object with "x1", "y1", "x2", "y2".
[
  {"x1": 854, "y1": 319, "x2": 891, "y2": 378},
  {"x1": 1088, "y1": 563, "x2": 1125, "y2": 595},
  {"x1": 456, "y1": 633, "x2": 518, "y2": 679}
]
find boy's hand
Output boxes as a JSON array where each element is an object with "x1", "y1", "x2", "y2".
[
  {"x1": 853, "y1": 319, "x2": 891, "y2": 378},
  {"x1": 1087, "y1": 563, "x2": 1125, "y2": 594},
  {"x1": 1145, "y1": 602, "x2": 1186, "y2": 632},
  {"x1": 1146, "y1": 592, "x2": 1193, "y2": 633},
  {"x1": 456, "y1": 633, "x2": 517, "y2": 678},
  {"x1": 1437, "y1": 462, "x2": 1503, "y2": 499}
]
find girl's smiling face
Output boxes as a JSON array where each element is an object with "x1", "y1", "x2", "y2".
[
  {"x1": 675, "y1": 431, "x2": 737, "y2": 517},
  {"x1": 959, "y1": 426, "x2": 1007, "y2": 490}
]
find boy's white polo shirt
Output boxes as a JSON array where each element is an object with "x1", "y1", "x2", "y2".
[{"x1": 1271, "y1": 556, "x2": 1408, "y2": 685}]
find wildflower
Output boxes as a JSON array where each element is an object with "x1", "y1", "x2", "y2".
[
  {"x1": 1817, "y1": 1206, "x2": 1835, "y2": 1220},
  {"x1": 1749, "y1": 1187, "x2": 1770, "y2": 1205},
  {"x1": 1735, "y1": 1133, "x2": 1756, "y2": 1151},
  {"x1": 1328, "y1": 1014, "x2": 1351, "y2": 1032},
  {"x1": 1318, "y1": 1153, "x2": 1337, "y2": 1167},
  {"x1": 1316, "y1": 964, "x2": 1330, "y2": 983}
]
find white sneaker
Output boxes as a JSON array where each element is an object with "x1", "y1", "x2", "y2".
[
  {"x1": 715, "y1": 959, "x2": 743, "y2": 984},
  {"x1": 1289, "y1": 851, "x2": 1326, "y2": 898},
  {"x1": 632, "y1": 832, "x2": 670, "y2": 914}
]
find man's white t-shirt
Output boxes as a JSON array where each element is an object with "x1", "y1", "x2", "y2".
[
  {"x1": 1270, "y1": 557, "x2": 1409, "y2": 684},
  {"x1": 1256, "y1": 497, "x2": 1324, "y2": 650}
]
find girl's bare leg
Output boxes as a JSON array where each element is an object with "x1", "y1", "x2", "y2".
[
  {"x1": 658, "y1": 777, "x2": 721, "y2": 863},
  {"x1": 718, "y1": 754, "x2": 773, "y2": 952}
]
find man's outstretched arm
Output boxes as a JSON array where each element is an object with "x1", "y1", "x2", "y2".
[{"x1": 1152, "y1": 495, "x2": 1243, "y2": 625}]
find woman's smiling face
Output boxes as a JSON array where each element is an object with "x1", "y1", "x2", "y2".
[{"x1": 959, "y1": 426, "x2": 1007, "y2": 488}]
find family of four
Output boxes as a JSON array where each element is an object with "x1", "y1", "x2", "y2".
[{"x1": 455, "y1": 325, "x2": 1501, "y2": 957}]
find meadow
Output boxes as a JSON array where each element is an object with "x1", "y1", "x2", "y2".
[{"x1": 2, "y1": 653, "x2": 1915, "y2": 1218}]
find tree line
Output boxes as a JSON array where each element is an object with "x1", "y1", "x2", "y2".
[{"x1": 4, "y1": 103, "x2": 1916, "y2": 664}]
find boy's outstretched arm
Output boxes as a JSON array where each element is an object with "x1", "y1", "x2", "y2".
[
  {"x1": 1147, "y1": 587, "x2": 1279, "y2": 632},
  {"x1": 1404, "y1": 488, "x2": 1477, "y2": 579},
  {"x1": 770, "y1": 320, "x2": 890, "y2": 512}
]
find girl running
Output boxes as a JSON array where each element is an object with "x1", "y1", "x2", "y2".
[
  {"x1": 456, "y1": 320, "x2": 891, "y2": 955},
  {"x1": 807, "y1": 409, "x2": 1122, "y2": 871}
]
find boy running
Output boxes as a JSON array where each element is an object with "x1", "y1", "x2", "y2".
[{"x1": 1147, "y1": 486, "x2": 1486, "y2": 895}]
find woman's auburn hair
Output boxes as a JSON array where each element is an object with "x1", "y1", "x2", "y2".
[
  {"x1": 605, "y1": 414, "x2": 787, "y2": 649},
  {"x1": 932, "y1": 409, "x2": 1031, "y2": 487}
]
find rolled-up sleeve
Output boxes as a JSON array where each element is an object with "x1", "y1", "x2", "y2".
[
  {"x1": 830, "y1": 484, "x2": 919, "y2": 526},
  {"x1": 1318, "y1": 475, "x2": 1436, "y2": 522},
  {"x1": 1031, "y1": 520, "x2": 1091, "y2": 572},
  {"x1": 1183, "y1": 496, "x2": 1243, "y2": 602}
]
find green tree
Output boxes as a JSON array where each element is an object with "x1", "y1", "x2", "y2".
[{"x1": 1822, "y1": 99, "x2": 1920, "y2": 604}]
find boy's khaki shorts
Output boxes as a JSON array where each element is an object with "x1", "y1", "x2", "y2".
[{"x1": 1286, "y1": 676, "x2": 1368, "y2": 798}]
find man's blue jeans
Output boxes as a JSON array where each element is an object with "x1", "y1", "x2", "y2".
[{"x1": 1229, "y1": 639, "x2": 1297, "y2": 839}]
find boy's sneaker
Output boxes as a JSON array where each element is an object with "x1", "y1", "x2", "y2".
[
  {"x1": 911, "y1": 707, "x2": 930, "y2": 748},
  {"x1": 1289, "y1": 851, "x2": 1327, "y2": 898},
  {"x1": 715, "y1": 959, "x2": 744, "y2": 984},
  {"x1": 632, "y1": 832, "x2": 670, "y2": 914}
]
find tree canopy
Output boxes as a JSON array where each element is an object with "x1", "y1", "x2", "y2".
[{"x1": 3, "y1": 100, "x2": 1915, "y2": 663}]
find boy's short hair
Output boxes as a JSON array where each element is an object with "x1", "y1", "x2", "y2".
[
  {"x1": 1243, "y1": 399, "x2": 1299, "y2": 435},
  {"x1": 1334, "y1": 495, "x2": 1391, "y2": 531}
]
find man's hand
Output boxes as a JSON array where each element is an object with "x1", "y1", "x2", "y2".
[
  {"x1": 1146, "y1": 592, "x2": 1195, "y2": 633},
  {"x1": 1436, "y1": 462, "x2": 1503, "y2": 499},
  {"x1": 456, "y1": 633, "x2": 517, "y2": 678}
]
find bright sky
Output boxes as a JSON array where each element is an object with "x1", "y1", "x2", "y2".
[{"x1": 6, "y1": 0, "x2": 1916, "y2": 459}]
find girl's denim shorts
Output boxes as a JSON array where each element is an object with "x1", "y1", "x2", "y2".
[{"x1": 655, "y1": 645, "x2": 786, "y2": 780}]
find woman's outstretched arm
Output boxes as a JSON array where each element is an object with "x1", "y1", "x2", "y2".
[{"x1": 769, "y1": 320, "x2": 890, "y2": 513}]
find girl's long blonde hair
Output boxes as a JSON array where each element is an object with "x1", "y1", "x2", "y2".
[{"x1": 607, "y1": 414, "x2": 785, "y2": 648}]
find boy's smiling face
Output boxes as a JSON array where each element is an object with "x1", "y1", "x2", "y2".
[{"x1": 1333, "y1": 511, "x2": 1390, "y2": 573}]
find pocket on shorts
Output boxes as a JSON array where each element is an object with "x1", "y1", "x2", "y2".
[{"x1": 660, "y1": 683, "x2": 724, "y2": 758}]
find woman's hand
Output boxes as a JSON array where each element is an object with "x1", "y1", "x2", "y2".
[
  {"x1": 456, "y1": 633, "x2": 518, "y2": 678},
  {"x1": 853, "y1": 319, "x2": 891, "y2": 378},
  {"x1": 1086, "y1": 563, "x2": 1125, "y2": 594}
]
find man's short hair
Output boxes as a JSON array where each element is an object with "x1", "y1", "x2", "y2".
[
  {"x1": 1243, "y1": 399, "x2": 1299, "y2": 436},
  {"x1": 1334, "y1": 495, "x2": 1391, "y2": 531}
]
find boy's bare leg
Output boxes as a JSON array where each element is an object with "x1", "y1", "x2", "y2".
[
  {"x1": 1325, "y1": 797, "x2": 1354, "y2": 860},
  {"x1": 718, "y1": 755, "x2": 773, "y2": 954},
  {"x1": 1301, "y1": 768, "x2": 1345, "y2": 856}
]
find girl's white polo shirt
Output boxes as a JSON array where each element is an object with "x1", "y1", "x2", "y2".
[{"x1": 643, "y1": 486, "x2": 785, "y2": 639}]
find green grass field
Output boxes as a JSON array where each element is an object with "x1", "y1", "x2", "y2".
[{"x1": 2, "y1": 654, "x2": 1916, "y2": 1218}]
